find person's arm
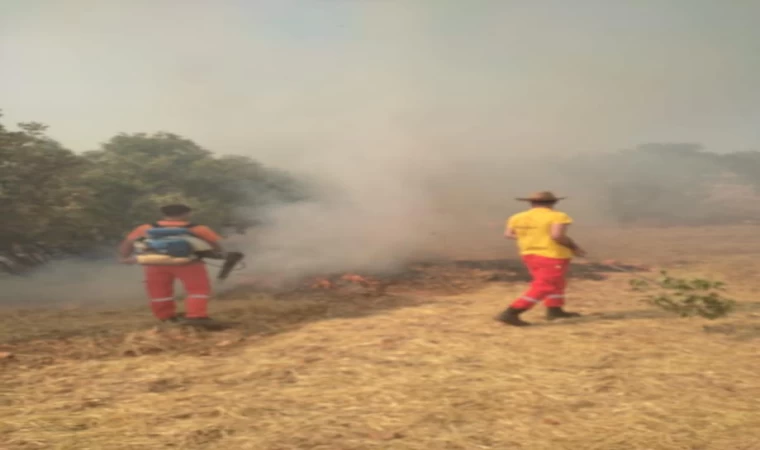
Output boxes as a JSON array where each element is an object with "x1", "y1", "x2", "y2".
[
  {"x1": 550, "y1": 223, "x2": 586, "y2": 257},
  {"x1": 504, "y1": 217, "x2": 518, "y2": 240},
  {"x1": 118, "y1": 239, "x2": 135, "y2": 259},
  {"x1": 117, "y1": 225, "x2": 147, "y2": 263},
  {"x1": 193, "y1": 226, "x2": 224, "y2": 254}
]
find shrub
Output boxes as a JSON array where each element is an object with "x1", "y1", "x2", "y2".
[{"x1": 630, "y1": 271, "x2": 736, "y2": 320}]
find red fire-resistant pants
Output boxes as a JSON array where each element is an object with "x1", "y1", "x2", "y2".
[
  {"x1": 510, "y1": 255, "x2": 570, "y2": 309},
  {"x1": 143, "y1": 262, "x2": 211, "y2": 320}
]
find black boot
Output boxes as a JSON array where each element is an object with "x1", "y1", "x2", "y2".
[
  {"x1": 496, "y1": 307, "x2": 531, "y2": 327},
  {"x1": 182, "y1": 317, "x2": 227, "y2": 331},
  {"x1": 546, "y1": 307, "x2": 581, "y2": 321}
]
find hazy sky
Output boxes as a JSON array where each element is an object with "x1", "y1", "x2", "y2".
[
  {"x1": 4, "y1": 0, "x2": 760, "y2": 298},
  {"x1": 2, "y1": 0, "x2": 760, "y2": 162}
]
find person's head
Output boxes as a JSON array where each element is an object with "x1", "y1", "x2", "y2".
[
  {"x1": 530, "y1": 200, "x2": 558, "y2": 209},
  {"x1": 160, "y1": 203, "x2": 193, "y2": 220},
  {"x1": 516, "y1": 191, "x2": 565, "y2": 209}
]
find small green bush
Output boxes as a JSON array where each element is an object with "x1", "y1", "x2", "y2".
[{"x1": 630, "y1": 271, "x2": 736, "y2": 320}]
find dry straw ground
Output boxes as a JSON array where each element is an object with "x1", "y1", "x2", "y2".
[{"x1": 1, "y1": 225, "x2": 759, "y2": 450}]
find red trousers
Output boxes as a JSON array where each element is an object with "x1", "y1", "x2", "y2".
[
  {"x1": 510, "y1": 255, "x2": 570, "y2": 309},
  {"x1": 143, "y1": 263, "x2": 211, "y2": 320}
]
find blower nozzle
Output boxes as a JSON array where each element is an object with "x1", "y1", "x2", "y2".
[{"x1": 198, "y1": 251, "x2": 245, "y2": 280}]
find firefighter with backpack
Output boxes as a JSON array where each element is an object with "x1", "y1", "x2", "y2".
[{"x1": 118, "y1": 204, "x2": 226, "y2": 326}]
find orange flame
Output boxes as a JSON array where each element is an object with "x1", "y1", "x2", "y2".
[
  {"x1": 342, "y1": 273, "x2": 383, "y2": 288},
  {"x1": 311, "y1": 278, "x2": 334, "y2": 289}
]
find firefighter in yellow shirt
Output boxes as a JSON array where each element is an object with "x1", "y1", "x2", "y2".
[{"x1": 497, "y1": 191, "x2": 586, "y2": 326}]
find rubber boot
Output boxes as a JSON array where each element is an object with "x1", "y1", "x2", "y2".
[
  {"x1": 546, "y1": 307, "x2": 581, "y2": 321},
  {"x1": 496, "y1": 307, "x2": 531, "y2": 327}
]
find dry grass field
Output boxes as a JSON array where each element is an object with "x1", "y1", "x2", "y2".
[{"x1": 1, "y1": 225, "x2": 759, "y2": 450}]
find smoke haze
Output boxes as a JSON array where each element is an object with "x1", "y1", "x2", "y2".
[{"x1": 2, "y1": 1, "x2": 760, "y2": 298}]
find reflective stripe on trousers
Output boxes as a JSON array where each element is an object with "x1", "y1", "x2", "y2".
[{"x1": 510, "y1": 255, "x2": 570, "y2": 309}]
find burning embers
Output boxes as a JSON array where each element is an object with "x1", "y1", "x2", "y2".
[
  {"x1": 228, "y1": 258, "x2": 651, "y2": 300},
  {"x1": 310, "y1": 273, "x2": 385, "y2": 295},
  {"x1": 236, "y1": 272, "x2": 387, "y2": 296},
  {"x1": 310, "y1": 278, "x2": 334, "y2": 289}
]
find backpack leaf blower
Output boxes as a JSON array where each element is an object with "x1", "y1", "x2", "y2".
[
  {"x1": 134, "y1": 227, "x2": 245, "y2": 280},
  {"x1": 198, "y1": 251, "x2": 245, "y2": 281}
]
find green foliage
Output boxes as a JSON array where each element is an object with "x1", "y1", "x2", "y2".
[
  {"x1": 0, "y1": 112, "x2": 307, "y2": 272},
  {"x1": 77, "y1": 132, "x2": 305, "y2": 236},
  {"x1": 629, "y1": 271, "x2": 735, "y2": 320},
  {"x1": 0, "y1": 116, "x2": 90, "y2": 250}
]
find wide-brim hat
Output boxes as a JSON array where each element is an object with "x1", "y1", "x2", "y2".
[{"x1": 516, "y1": 191, "x2": 566, "y2": 202}]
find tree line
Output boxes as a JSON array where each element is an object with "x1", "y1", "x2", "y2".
[
  {"x1": 0, "y1": 112, "x2": 307, "y2": 274},
  {"x1": 558, "y1": 143, "x2": 760, "y2": 225},
  {"x1": 3, "y1": 112, "x2": 760, "y2": 274}
]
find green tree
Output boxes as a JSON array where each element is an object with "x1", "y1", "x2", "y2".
[
  {"x1": 0, "y1": 116, "x2": 92, "y2": 262},
  {"x1": 0, "y1": 116, "x2": 308, "y2": 274},
  {"x1": 79, "y1": 132, "x2": 306, "y2": 237}
]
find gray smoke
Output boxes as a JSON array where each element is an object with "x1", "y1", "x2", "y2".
[{"x1": 2, "y1": 1, "x2": 760, "y2": 301}]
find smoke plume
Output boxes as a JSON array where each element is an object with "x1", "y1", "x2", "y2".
[{"x1": 2, "y1": 1, "x2": 760, "y2": 299}]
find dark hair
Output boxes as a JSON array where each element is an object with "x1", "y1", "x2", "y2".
[
  {"x1": 160, "y1": 204, "x2": 192, "y2": 217},
  {"x1": 530, "y1": 200, "x2": 557, "y2": 208}
]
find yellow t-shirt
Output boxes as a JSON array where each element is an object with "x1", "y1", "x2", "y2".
[{"x1": 506, "y1": 208, "x2": 574, "y2": 259}]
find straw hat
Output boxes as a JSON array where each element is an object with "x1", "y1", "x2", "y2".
[{"x1": 516, "y1": 191, "x2": 566, "y2": 202}]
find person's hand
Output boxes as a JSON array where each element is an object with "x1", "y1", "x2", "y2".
[
  {"x1": 573, "y1": 248, "x2": 587, "y2": 258},
  {"x1": 118, "y1": 256, "x2": 137, "y2": 265}
]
